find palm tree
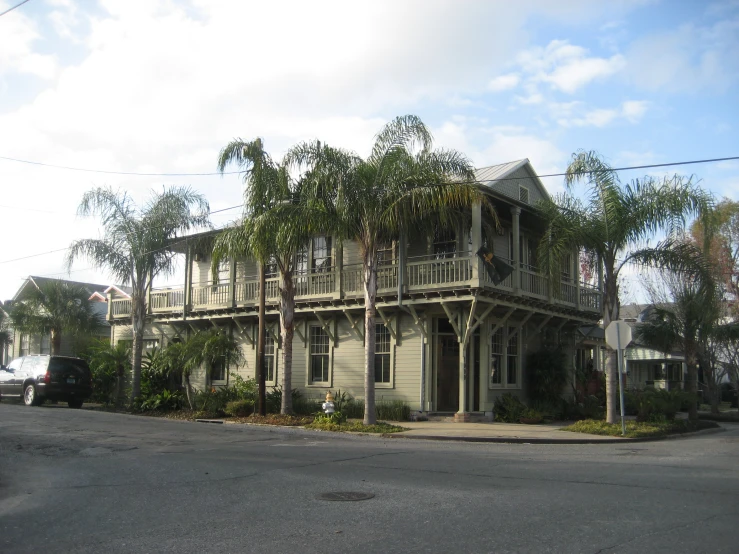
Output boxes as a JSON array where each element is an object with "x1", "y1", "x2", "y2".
[
  {"x1": 85, "y1": 340, "x2": 131, "y2": 407},
  {"x1": 67, "y1": 186, "x2": 210, "y2": 403},
  {"x1": 537, "y1": 150, "x2": 710, "y2": 423},
  {"x1": 213, "y1": 138, "x2": 315, "y2": 414},
  {"x1": 162, "y1": 329, "x2": 244, "y2": 410},
  {"x1": 287, "y1": 115, "x2": 496, "y2": 424},
  {"x1": 9, "y1": 280, "x2": 104, "y2": 355}
]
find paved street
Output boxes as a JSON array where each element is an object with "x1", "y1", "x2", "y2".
[{"x1": 0, "y1": 402, "x2": 737, "y2": 554}]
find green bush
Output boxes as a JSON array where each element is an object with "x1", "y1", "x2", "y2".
[
  {"x1": 134, "y1": 389, "x2": 184, "y2": 412},
  {"x1": 314, "y1": 411, "x2": 347, "y2": 424},
  {"x1": 564, "y1": 395, "x2": 604, "y2": 421},
  {"x1": 376, "y1": 400, "x2": 411, "y2": 421},
  {"x1": 230, "y1": 373, "x2": 258, "y2": 401},
  {"x1": 529, "y1": 399, "x2": 567, "y2": 420},
  {"x1": 527, "y1": 348, "x2": 569, "y2": 404},
  {"x1": 493, "y1": 393, "x2": 527, "y2": 423},
  {"x1": 192, "y1": 387, "x2": 240, "y2": 414},
  {"x1": 224, "y1": 399, "x2": 255, "y2": 417},
  {"x1": 630, "y1": 389, "x2": 688, "y2": 422}
]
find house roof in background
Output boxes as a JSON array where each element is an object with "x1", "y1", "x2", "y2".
[
  {"x1": 12, "y1": 276, "x2": 110, "y2": 302},
  {"x1": 474, "y1": 159, "x2": 551, "y2": 205}
]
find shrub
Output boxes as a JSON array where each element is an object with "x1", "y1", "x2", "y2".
[
  {"x1": 230, "y1": 373, "x2": 258, "y2": 401},
  {"x1": 376, "y1": 400, "x2": 411, "y2": 421},
  {"x1": 564, "y1": 395, "x2": 604, "y2": 421},
  {"x1": 134, "y1": 389, "x2": 184, "y2": 412},
  {"x1": 224, "y1": 399, "x2": 255, "y2": 417},
  {"x1": 529, "y1": 399, "x2": 567, "y2": 421},
  {"x1": 493, "y1": 393, "x2": 527, "y2": 423},
  {"x1": 265, "y1": 386, "x2": 305, "y2": 414},
  {"x1": 631, "y1": 389, "x2": 688, "y2": 422},
  {"x1": 192, "y1": 387, "x2": 240, "y2": 414},
  {"x1": 527, "y1": 348, "x2": 569, "y2": 404},
  {"x1": 314, "y1": 411, "x2": 347, "y2": 425}
]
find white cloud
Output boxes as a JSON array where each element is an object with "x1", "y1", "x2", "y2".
[
  {"x1": 625, "y1": 15, "x2": 739, "y2": 92},
  {"x1": 488, "y1": 74, "x2": 520, "y2": 92},
  {"x1": 0, "y1": 2, "x2": 57, "y2": 78},
  {"x1": 518, "y1": 40, "x2": 626, "y2": 94},
  {"x1": 558, "y1": 100, "x2": 649, "y2": 127}
]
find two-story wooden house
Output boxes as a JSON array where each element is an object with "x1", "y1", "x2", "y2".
[{"x1": 107, "y1": 159, "x2": 603, "y2": 419}]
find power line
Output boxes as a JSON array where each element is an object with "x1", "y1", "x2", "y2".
[
  {"x1": 0, "y1": 204, "x2": 243, "y2": 265},
  {"x1": 1, "y1": 153, "x2": 737, "y2": 180},
  {"x1": 0, "y1": 0, "x2": 31, "y2": 18},
  {"x1": 0, "y1": 155, "x2": 242, "y2": 176}
]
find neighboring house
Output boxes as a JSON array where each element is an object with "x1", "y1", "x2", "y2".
[
  {"x1": 0, "y1": 301, "x2": 11, "y2": 366},
  {"x1": 7, "y1": 276, "x2": 112, "y2": 360},
  {"x1": 108, "y1": 159, "x2": 604, "y2": 419},
  {"x1": 620, "y1": 303, "x2": 686, "y2": 391}
]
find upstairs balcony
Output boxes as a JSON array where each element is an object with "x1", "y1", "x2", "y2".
[{"x1": 109, "y1": 254, "x2": 601, "y2": 320}]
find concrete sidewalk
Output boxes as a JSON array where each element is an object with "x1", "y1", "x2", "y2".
[{"x1": 388, "y1": 420, "x2": 625, "y2": 444}]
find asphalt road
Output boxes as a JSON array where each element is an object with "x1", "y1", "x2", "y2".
[{"x1": 0, "y1": 402, "x2": 737, "y2": 554}]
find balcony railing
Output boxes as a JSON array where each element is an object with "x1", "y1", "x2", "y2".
[{"x1": 108, "y1": 255, "x2": 601, "y2": 318}]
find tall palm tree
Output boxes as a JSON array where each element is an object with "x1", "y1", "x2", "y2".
[
  {"x1": 9, "y1": 280, "x2": 104, "y2": 356},
  {"x1": 537, "y1": 150, "x2": 710, "y2": 423},
  {"x1": 213, "y1": 138, "x2": 314, "y2": 414},
  {"x1": 287, "y1": 115, "x2": 497, "y2": 424},
  {"x1": 67, "y1": 186, "x2": 210, "y2": 403}
]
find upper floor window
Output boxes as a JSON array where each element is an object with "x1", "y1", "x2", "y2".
[
  {"x1": 312, "y1": 236, "x2": 332, "y2": 272},
  {"x1": 433, "y1": 228, "x2": 456, "y2": 259},
  {"x1": 265, "y1": 335, "x2": 276, "y2": 382},
  {"x1": 377, "y1": 243, "x2": 394, "y2": 266}
]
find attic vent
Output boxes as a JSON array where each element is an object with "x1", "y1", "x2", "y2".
[{"x1": 519, "y1": 185, "x2": 530, "y2": 204}]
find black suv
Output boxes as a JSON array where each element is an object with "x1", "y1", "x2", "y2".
[{"x1": 0, "y1": 355, "x2": 92, "y2": 408}]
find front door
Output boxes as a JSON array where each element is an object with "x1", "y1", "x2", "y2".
[{"x1": 436, "y1": 336, "x2": 459, "y2": 412}]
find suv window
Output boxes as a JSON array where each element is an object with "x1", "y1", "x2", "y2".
[
  {"x1": 7, "y1": 358, "x2": 24, "y2": 371},
  {"x1": 49, "y1": 357, "x2": 90, "y2": 374},
  {"x1": 23, "y1": 356, "x2": 47, "y2": 375}
]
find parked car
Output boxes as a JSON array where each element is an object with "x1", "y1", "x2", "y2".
[{"x1": 0, "y1": 355, "x2": 92, "y2": 408}]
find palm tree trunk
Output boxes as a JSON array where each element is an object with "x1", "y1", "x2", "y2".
[
  {"x1": 50, "y1": 327, "x2": 62, "y2": 355},
  {"x1": 363, "y1": 251, "x2": 378, "y2": 425},
  {"x1": 685, "y1": 338, "x2": 698, "y2": 421},
  {"x1": 602, "y1": 266, "x2": 620, "y2": 424},
  {"x1": 184, "y1": 373, "x2": 194, "y2": 410},
  {"x1": 130, "y1": 294, "x2": 147, "y2": 404},
  {"x1": 279, "y1": 273, "x2": 295, "y2": 414}
]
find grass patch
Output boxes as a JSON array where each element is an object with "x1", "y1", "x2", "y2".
[
  {"x1": 698, "y1": 412, "x2": 739, "y2": 422},
  {"x1": 562, "y1": 418, "x2": 720, "y2": 438},
  {"x1": 305, "y1": 420, "x2": 407, "y2": 433}
]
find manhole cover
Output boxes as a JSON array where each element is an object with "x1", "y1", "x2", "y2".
[{"x1": 317, "y1": 492, "x2": 375, "y2": 502}]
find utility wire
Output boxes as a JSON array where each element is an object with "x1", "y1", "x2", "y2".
[
  {"x1": 0, "y1": 0, "x2": 31, "y2": 18},
  {"x1": 0, "y1": 204, "x2": 243, "y2": 265},
  {"x1": 1, "y1": 154, "x2": 737, "y2": 181}
]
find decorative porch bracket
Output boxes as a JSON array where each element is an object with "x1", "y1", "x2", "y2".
[
  {"x1": 233, "y1": 319, "x2": 254, "y2": 347},
  {"x1": 490, "y1": 307, "x2": 516, "y2": 336},
  {"x1": 440, "y1": 301, "x2": 463, "y2": 343},
  {"x1": 535, "y1": 315, "x2": 553, "y2": 333},
  {"x1": 315, "y1": 313, "x2": 337, "y2": 346},
  {"x1": 508, "y1": 311, "x2": 533, "y2": 340},
  {"x1": 408, "y1": 305, "x2": 428, "y2": 342},
  {"x1": 377, "y1": 308, "x2": 400, "y2": 345},
  {"x1": 343, "y1": 311, "x2": 364, "y2": 341},
  {"x1": 293, "y1": 319, "x2": 307, "y2": 347},
  {"x1": 462, "y1": 300, "x2": 495, "y2": 347}
]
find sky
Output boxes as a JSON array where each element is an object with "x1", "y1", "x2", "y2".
[{"x1": 0, "y1": 0, "x2": 737, "y2": 303}]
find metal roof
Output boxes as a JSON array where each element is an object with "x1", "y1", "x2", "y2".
[{"x1": 473, "y1": 159, "x2": 529, "y2": 183}]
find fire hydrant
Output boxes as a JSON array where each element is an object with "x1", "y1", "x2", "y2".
[{"x1": 321, "y1": 392, "x2": 335, "y2": 415}]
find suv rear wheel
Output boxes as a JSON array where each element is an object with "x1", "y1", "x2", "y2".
[
  {"x1": 24, "y1": 384, "x2": 41, "y2": 406},
  {"x1": 67, "y1": 399, "x2": 83, "y2": 409}
]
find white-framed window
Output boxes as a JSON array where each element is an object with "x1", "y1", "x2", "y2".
[
  {"x1": 489, "y1": 326, "x2": 521, "y2": 389},
  {"x1": 374, "y1": 323, "x2": 392, "y2": 385},
  {"x1": 20, "y1": 334, "x2": 30, "y2": 357},
  {"x1": 489, "y1": 328, "x2": 503, "y2": 388},
  {"x1": 433, "y1": 228, "x2": 456, "y2": 259},
  {"x1": 264, "y1": 334, "x2": 277, "y2": 383},
  {"x1": 312, "y1": 236, "x2": 332, "y2": 272},
  {"x1": 40, "y1": 335, "x2": 51, "y2": 355},
  {"x1": 507, "y1": 326, "x2": 519, "y2": 386},
  {"x1": 143, "y1": 339, "x2": 159, "y2": 350},
  {"x1": 309, "y1": 326, "x2": 330, "y2": 384},
  {"x1": 211, "y1": 356, "x2": 227, "y2": 382}
]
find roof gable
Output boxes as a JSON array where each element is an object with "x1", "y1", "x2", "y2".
[{"x1": 474, "y1": 159, "x2": 551, "y2": 206}]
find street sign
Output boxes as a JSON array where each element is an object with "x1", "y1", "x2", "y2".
[
  {"x1": 604, "y1": 320, "x2": 632, "y2": 437},
  {"x1": 605, "y1": 320, "x2": 632, "y2": 350}
]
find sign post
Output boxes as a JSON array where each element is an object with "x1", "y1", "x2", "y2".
[{"x1": 605, "y1": 320, "x2": 632, "y2": 436}]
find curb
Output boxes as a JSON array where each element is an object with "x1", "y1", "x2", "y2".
[{"x1": 382, "y1": 425, "x2": 726, "y2": 445}]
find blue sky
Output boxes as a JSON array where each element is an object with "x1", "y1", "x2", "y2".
[{"x1": 0, "y1": 0, "x2": 737, "y2": 302}]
